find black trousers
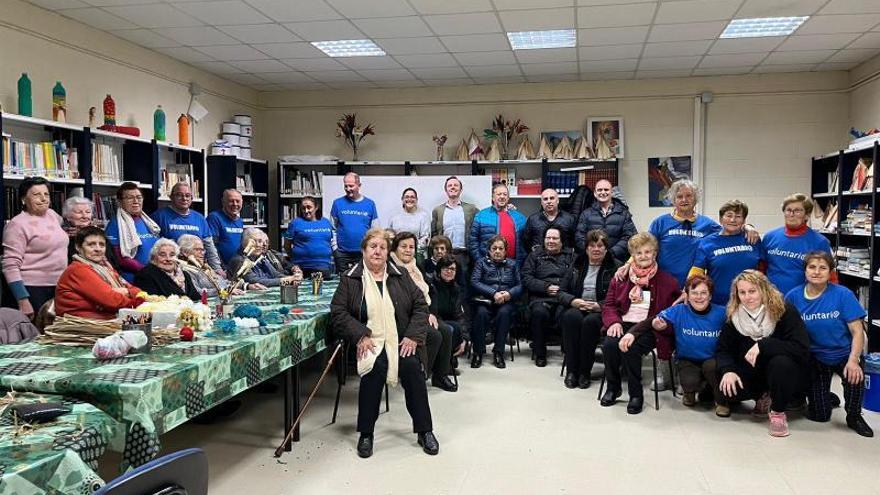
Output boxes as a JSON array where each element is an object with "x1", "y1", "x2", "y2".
[
  {"x1": 26, "y1": 286, "x2": 56, "y2": 315},
  {"x1": 530, "y1": 301, "x2": 563, "y2": 359},
  {"x1": 335, "y1": 251, "x2": 362, "y2": 274},
  {"x1": 603, "y1": 324, "x2": 655, "y2": 399},
  {"x1": 425, "y1": 323, "x2": 453, "y2": 377},
  {"x1": 472, "y1": 302, "x2": 516, "y2": 356},
  {"x1": 561, "y1": 308, "x2": 602, "y2": 377},
  {"x1": 722, "y1": 355, "x2": 808, "y2": 413},
  {"x1": 358, "y1": 349, "x2": 433, "y2": 434},
  {"x1": 677, "y1": 358, "x2": 723, "y2": 404},
  {"x1": 808, "y1": 357, "x2": 865, "y2": 421}
]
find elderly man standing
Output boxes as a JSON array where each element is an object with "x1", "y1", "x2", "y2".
[
  {"x1": 431, "y1": 176, "x2": 478, "y2": 282},
  {"x1": 523, "y1": 188, "x2": 576, "y2": 253},
  {"x1": 574, "y1": 179, "x2": 636, "y2": 262},
  {"x1": 207, "y1": 189, "x2": 245, "y2": 267},
  {"x1": 330, "y1": 172, "x2": 379, "y2": 273},
  {"x1": 152, "y1": 182, "x2": 223, "y2": 272},
  {"x1": 469, "y1": 183, "x2": 527, "y2": 266}
]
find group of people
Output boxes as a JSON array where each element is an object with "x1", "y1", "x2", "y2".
[{"x1": 3, "y1": 172, "x2": 874, "y2": 461}]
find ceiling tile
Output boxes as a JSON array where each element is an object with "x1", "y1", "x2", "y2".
[
  {"x1": 692, "y1": 67, "x2": 753, "y2": 76},
  {"x1": 244, "y1": 0, "x2": 341, "y2": 22},
  {"x1": 29, "y1": 0, "x2": 89, "y2": 9},
  {"x1": 526, "y1": 73, "x2": 580, "y2": 82},
  {"x1": 579, "y1": 58, "x2": 639, "y2": 71},
  {"x1": 638, "y1": 55, "x2": 702, "y2": 70},
  {"x1": 325, "y1": 81, "x2": 379, "y2": 89},
  {"x1": 156, "y1": 46, "x2": 214, "y2": 62},
  {"x1": 440, "y1": 34, "x2": 511, "y2": 52},
  {"x1": 173, "y1": 1, "x2": 271, "y2": 25},
  {"x1": 228, "y1": 59, "x2": 290, "y2": 72},
  {"x1": 408, "y1": 0, "x2": 494, "y2": 14},
  {"x1": 778, "y1": 34, "x2": 860, "y2": 51},
  {"x1": 464, "y1": 64, "x2": 523, "y2": 77},
  {"x1": 578, "y1": 26, "x2": 649, "y2": 45},
  {"x1": 821, "y1": 0, "x2": 880, "y2": 15},
  {"x1": 191, "y1": 61, "x2": 244, "y2": 74},
  {"x1": 636, "y1": 69, "x2": 694, "y2": 78},
  {"x1": 520, "y1": 61, "x2": 579, "y2": 75},
  {"x1": 352, "y1": 17, "x2": 433, "y2": 38},
  {"x1": 104, "y1": 4, "x2": 201, "y2": 28},
  {"x1": 514, "y1": 47, "x2": 577, "y2": 64},
  {"x1": 455, "y1": 51, "x2": 517, "y2": 65},
  {"x1": 376, "y1": 37, "x2": 447, "y2": 54},
  {"x1": 752, "y1": 63, "x2": 817, "y2": 73},
  {"x1": 647, "y1": 21, "x2": 725, "y2": 42},
  {"x1": 577, "y1": 4, "x2": 656, "y2": 28},
  {"x1": 643, "y1": 40, "x2": 712, "y2": 57},
  {"x1": 578, "y1": 43, "x2": 643, "y2": 60},
  {"x1": 816, "y1": 61, "x2": 859, "y2": 70},
  {"x1": 709, "y1": 38, "x2": 784, "y2": 54},
  {"x1": 699, "y1": 53, "x2": 767, "y2": 67},
  {"x1": 225, "y1": 73, "x2": 269, "y2": 85},
  {"x1": 496, "y1": 0, "x2": 572, "y2": 9},
  {"x1": 580, "y1": 71, "x2": 635, "y2": 81},
  {"x1": 326, "y1": 0, "x2": 416, "y2": 18},
  {"x1": 80, "y1": 0, "x2": 152, "y2": 5},
  {"x1": 339, "y1": 57, "x2": 402, "y2": 70},
  {"x1": 737, "y1": 0, "x2": 827, "y2": 18},
  {"x1": 153, "y1": 27, "x2": 239, "y2": 45},
  {"x1": 217, "y1": 24, "x2": 301, "y2": 44},
  {"x1": 797, "y1": 15, "x2": 880, "y2": 35},
  {"x1": 851, "y1": 33, "x2": 880, "y2": 49},
  {"x1": 423, "y1": 13, "x2": 503, "y2": 36},
  {"x1": 578, "y1": 0, "x2": 649, "y2": 4},
  {"x1": 111, "y1": 28, "x2": 180, "y2": 48},
  {"x1": 57, "y1": 7, "x2": 138, "y2": 30},
  {"x1": 395, "y1": 53, "x2": 460, "y2": 68},
  {"x1": 253, "y1": 42, "x2": 326, "y2": 58},
  {"x1": 654, "y1": 0, "x2": 740, "y2": 24},
  {"x1": 764, "y1": 49, "x2": 837, "y2": 64},
  {"x1": 421, "y1": 78, "x2": 474, "y2": 86},
  {"x1": 274, "y1": 82, "x2": 329, "y2": 90},
  {"x1": 375, "y1": 80, "x2": 426, "y2": 87},
  {"x1": 410, "y1": 67, "x2": 470, "y2": 79},
  {"x1": 498, "y1": 8, "x2": 575, "y2": 31},
  {"x1": 357, "y1": 69, "x2": 416, "y2": 80},
  {"x1": 251, "y1": 83, "x2": 284, "y2": 91},
  {"x1": 281, "y1": 58, "x2": 349, "y2": 71},
  {"x1": 284, "y1": 20, "x2": 365, "y2": 41},
  {"x1": 826, "y1": 48, "x2": 880, "y2": 63},
  {"x1": 307, "y1": 70, "x2": 367, "y2": 81},
  {"x1": 253, "y1": 71, "x2": 315, "y2": 83},
  {"x1": 472, "y1": 75, "x2": 526, "y2": 84},
  {"x1": 193, "y1": 44, "x2": 269, "y2": 61}
]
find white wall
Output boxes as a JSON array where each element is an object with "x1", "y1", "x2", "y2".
[{"x1": 850, "y1": 53, "x2": 880, "y2": 134}]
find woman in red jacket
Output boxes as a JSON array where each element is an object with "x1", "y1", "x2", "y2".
[
  {"x1": 600, "y1": 232, "x2": 681, "y2": 414},
  {"x1": 56, "y1": 226, "x2": 142, "y2": 320}
]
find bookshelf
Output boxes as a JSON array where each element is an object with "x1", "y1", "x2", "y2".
[
  {"x1": 156, "y1": 143, "x2": 205, "y2": 215},
  {"x1": 88, "y1": 129, "x2": 156, "y2": 227},
  {"x1": 207, "y1": 155, "x2": 269, "y2": 231},
  {"x1": 810, "y1": 139, "x2": 879, "y2": 350}
]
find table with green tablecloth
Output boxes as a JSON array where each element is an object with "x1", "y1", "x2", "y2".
[
  {"x1": 0, "y1": 285, "x2": 335, "y2": 471},
  {"x1": 0, "y1": 392, "x2": 116, "y2": 495}
]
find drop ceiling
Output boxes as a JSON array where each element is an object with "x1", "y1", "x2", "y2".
[{"x1": 27, "y1": 0, "x2": 880, "y2": 91}]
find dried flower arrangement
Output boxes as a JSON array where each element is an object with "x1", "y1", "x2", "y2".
[
  {"x1": 483, "y1": 115, "x2": 529, "y2": 159},
  {"x1": 336, "y1": 113, "x2": 375, "y2": 161}
]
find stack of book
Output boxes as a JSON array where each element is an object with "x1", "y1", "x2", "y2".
[
  {"x1": 836, "y1": 246, "x2": 870, "y2": 276},
  {"x1": 2, "y1": 136, "x2": 78, "y2": 179},
  {"x1": 840, "y1": 205, "x2": 872, "y2": 234}
]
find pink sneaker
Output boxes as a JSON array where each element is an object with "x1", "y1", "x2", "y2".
[
  {"x1": 768, "y1": 411, "x2": 789, "y2": 437},
  {"x1": 753, "y1": 393, "x2": 771, "y2": 416}
]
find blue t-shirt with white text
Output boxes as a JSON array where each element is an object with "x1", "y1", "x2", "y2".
[
  {"x1": 207, "y1": 210, "x2": 244, "y2": 265},
  {"x1": 693, "y1": 232, "x2": 764, "y2": 305},
  {"x1": 285, "y1": 217, "x2": 334, "y2": 269},
  {"x1": 658, "y1": 303, "x2": 727, "y2": 362},
  {"x1": 763, "y1": 227, "x2": 831, "y2": 295},
  {"x1": 786, "y1": 283, "x2": 864, "y2": 365},
  {"x1": 152, "y1": 207, "x2": 212, "y2": 242},
  {"x1": 330, "y1": 196, "x2": 378, "y2": 253},
  {"x1": 649, "y1": 214, "x2": 721, "y2": 287},
  {"x1": 105, "y1": 216, "x2": 159, "y2": 282}
]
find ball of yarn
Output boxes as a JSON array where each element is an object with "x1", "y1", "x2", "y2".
[
  {"x1": 277, "y1": 306, "x2": 290, "y2": 315},
  {"x1": 214, "y1": 319, "x2": 236, "y2": 334},
  {"x1": 233, "y1": 304, "x2": 263, "y2": 319}
]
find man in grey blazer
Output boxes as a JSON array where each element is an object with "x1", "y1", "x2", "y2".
[{"x1": 431, "y1": 176, "x2": 478, "y2": 283}]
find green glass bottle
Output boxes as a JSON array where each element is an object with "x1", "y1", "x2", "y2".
[
  {"x1": 18, "y1": 73, "x2": 32, "y2": 117},
  {"x1": 52, "y1": 81, "x2": 66, "y2": 122},
  {"x1": 153, "y1": 105, "x2": 166, "y2": 141}
]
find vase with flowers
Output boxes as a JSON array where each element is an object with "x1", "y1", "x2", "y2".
[
  {"x1": 484, "y1": 115, "x2": 528, "y2": 160},
  {"x1": 336, "y1": 113, "x2": 375, "y2": 162}
]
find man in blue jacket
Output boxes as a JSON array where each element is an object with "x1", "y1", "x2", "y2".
[{"x1": 469, "y1": 183, "x2": 527, "y2": 266}]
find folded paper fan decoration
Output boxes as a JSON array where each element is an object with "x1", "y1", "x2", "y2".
[
  {"x1": 454, "y1": 139, "x2": 469, "y2": 161},
  {"x1": 573, "y1": 135, "x2": 593, "y2": 159},
  {"x1": 516, "y1": 137, "x2": 536, "y2": 160},
  {"x1": 536, "y1": 135, "x2": 553, "y2": 159},
  {"x1": 594, "y1": 130, "x2": 614, "y2": 159},
  {"x1": 467, "y1": 129, "x2": 484, "y2": 160},
  {"x1": 552, "y1": 136, "x2": 573, "y2": 159},
  {"x1": 485, "y1": 139, "x2": 502, "y2": 162}
]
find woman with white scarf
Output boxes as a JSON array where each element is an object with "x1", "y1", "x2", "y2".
[
  {"x1": 330, "y1": 228, "x2": 438, "y2": 459},
  {"x1": 716, "y1": 269, "x2": 810, "y2": 437},
  {"x1": 105, "y1": 182, "x2": 161, "y2": 282},
  {"x1": 390, "y1": 231, "x2": 457, "y2": 393}
]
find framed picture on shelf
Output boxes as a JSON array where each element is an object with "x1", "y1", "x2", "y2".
[
  {"x1": 647, "y1": 155, "x2": 692, "y2": 207},
  {"x1": 587, "y1": 116, "x2": 624, "y2": 159}
]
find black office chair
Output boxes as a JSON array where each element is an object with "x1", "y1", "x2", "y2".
[
  {"x1": 94, "y1": 448, "x2": 207, "y2": 495},
  {"x1": 331, "y1": 339, "x2": 389, "y2": 424}
]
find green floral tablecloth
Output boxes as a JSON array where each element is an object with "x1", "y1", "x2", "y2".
[
  {"x1": 0, "y1": 285, "x2": 334, "y2": 471},
  {"x1": 0, "y1": 392, "x2": 115, "y2": 495}
]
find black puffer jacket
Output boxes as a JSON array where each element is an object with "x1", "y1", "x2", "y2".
[
  {"x1": 470, "y1": 257, "x2": 523, "y2": 300},
  {"x1": 521, "y1": 247, "x2": 576, "y2": 304},
  {"x1": 522, "y1": 210, "x2": 577, "y2": 253},
  {"x1": 574, "y1": 199, "x2": 637, "y2": 261},
  {"x1": 428, "y1": 278, "x2": 469, "y2": 340},
  {"x1": 557, "y1": 251, "x2": 622, "y2": 307},
  {"x1": 562, "y1": 185, "x2": 594, "y2": 220}
]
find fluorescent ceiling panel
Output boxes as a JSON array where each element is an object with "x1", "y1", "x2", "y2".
[
  {"x1": 311, "y1": 39, "x2": 386, "y2": 57},
  {"x1": 720, "y1": 17, "x2": 809, "y2": 38},
  {"x1": 507, "y1": 29, "x2": 576, "y2": 50}
]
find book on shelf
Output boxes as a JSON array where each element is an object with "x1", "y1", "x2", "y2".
[
  {"x1": 281, "y1": 169, "x2": 323, "y2": 196},
  {"x1": 160, "y1": 164, "x2": 200, "y2": 199},
  {"x1": 236, "y1": 174, "x2": 254, "y2": 193},
  {"x1": 857, "y1": 286, "x2": 869, "y2": 309},
  {"x1": 486, "y1": 167, "x2": 517, "y2": 195},
  {"x1": 828, "y1": 170, "x2": 839, "y2": 193},
  {"x1": 840, "y1": 204, "x2": 872, "y2": 234},
  {"x1": 91, "y1": 193, "x2": 118, "y2": 227},
  {"x1": 241, "y1": 197, "x2": 265, "y2": 225},
  {"x1": 281, "y1": 203, "x2": 300, "y2": 226},
  {"x1": 92, "y1": 142, "x2": 123, "y2": 182},
  {"x1": 2, "y1": 136, "x2": 78, "y2": 179},
  {"x1": 543, "y1": 171, "x2": 579, "y2": 195}
]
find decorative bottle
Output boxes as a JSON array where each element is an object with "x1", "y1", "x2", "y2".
[
  {"x1": 52, "y1": 81, "x2": 66, "y2": 123},
  {"x1": 153, "y1": 105, "x2": 166, "y2": 141},
  {"x1": 18, "y1": 73, "x2": 32, "y2": 117},
  {"x1": 103, "y1": 94, "x2": 116, "y2": 126},
  {"x1": 178, "y1": 114, "x2": 190, "y2": 146}
]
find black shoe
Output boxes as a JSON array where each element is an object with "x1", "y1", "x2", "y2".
[
  {"x1": 449, "y1": 368, "x2": 461, "y2": 376},
  {"x1": 535, "y1": 357, "x2": 547, "y2": 368},
  {"x1": 417, "y1": 431, "x2": 439, "y2": 455},
  {"x1": 564, "y1": 372, "x2": 577, "y2": 389},
  {"x1": 578, "y1": 375, "x2": 591, "y2": 389},
  {"x1": 493, "y1": 352, "x2": 506, "y2": 369},
  {"x1": 847, "y1": 415, "x2": 874, "y2": 437},
  {"x1": 600, "y1": 389, "x2": 621, "y2": 407},
  {"x1": 470, "y1": 354, "x2": 482, "y2": 369},
  {"x1": 627, "y1": 396, "x2": 644, "y2": 415},
  {"x1": 432, "y1": 375, "x2": 458, "y2": 392},
  {"x1": 357, "y1": 434, "x2": 373, "y2": 458},
  {"x1": 830, "y1": 392, "x2": 841, "y2": 409}
]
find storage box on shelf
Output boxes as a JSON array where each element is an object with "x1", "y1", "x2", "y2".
[{"x1": 206, "y1": 155, "x2": 269, "y2": 231}]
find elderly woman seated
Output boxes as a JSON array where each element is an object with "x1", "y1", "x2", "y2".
[
  {"x1": 134, "y1": 238, "x2": 201, "y2": 300},
  {"x1": 61, "y1": 196, "x2": 96, "y2": 261},
  {"x1": 228, "y1": 228, "x2": 302, "y2": 288},
  {"x1": 177, "y1": 234, "x2": 257, "y2": 297},
  {"x1": 55, "y1": 226, "x2": 142, "y2": 319}
]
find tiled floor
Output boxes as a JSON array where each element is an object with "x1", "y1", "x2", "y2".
[{"x1": 99, "y1": 350, "x2": 880, "y2": 494}]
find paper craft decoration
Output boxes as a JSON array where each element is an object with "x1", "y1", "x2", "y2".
[
  {"x1": 454, "y1": 139, "x2": 469, "y2": 161},
  {"x1": 536, "y1": 135, "x2": 553, "y2": 159},
  {"x1": 552, "y1": 135, "x2": 573, "y2": 159},
  {"x1": 515, "y1": 137, "x2": 536, "y2": 160}
]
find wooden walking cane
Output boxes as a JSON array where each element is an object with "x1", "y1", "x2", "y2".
[{"x1": 274, "y1": 341, "x2": 344, "y2": 457}]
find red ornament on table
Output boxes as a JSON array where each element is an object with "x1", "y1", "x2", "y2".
[{"x1": 179, "y1": 326, "x2": 194, "y2": 341}]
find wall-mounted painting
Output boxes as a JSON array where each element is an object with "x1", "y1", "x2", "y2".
[
  {"x1": 587, "y1": 116, "x2": 624, "y2": 159},
  {"x1": 648, "y1": 155, "x2": 692, "y2": 207}
]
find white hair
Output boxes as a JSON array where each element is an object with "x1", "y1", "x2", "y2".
[
  {"x1": 150, "y1": 238, "x2": 180, "y2": 260},
  {"x1": 62, "y1": 196, "x2": 93, "y2": 219},
  {"x1": 666, "y1": 179, "x2": 701, "y2": 205},
  {"x1": 177, "y1": 234, "x2": 203, "y2": 254},
  {"x1": 240, "y1": 227, "x2": 266, "y2": 247}
]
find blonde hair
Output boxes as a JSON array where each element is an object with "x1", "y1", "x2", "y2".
[
  {"x1": 726, "y1": 269, "x2": 786, "y2": 322},
  {"x1": 627, "y1": 232, "x2": 658, "y2": 255},
  {"x1": 360, "y1": 227, "x2": 390, "y2": 251},
  {"x1": 781, "y1": 193, "x2": 813, "y2": 217}
]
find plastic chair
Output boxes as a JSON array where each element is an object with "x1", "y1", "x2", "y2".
[
  {"x1": 331, "y1": 339, "x2": 389, "y2": 424},
  {"x1": 94, "y1": 448, "x2": 207, "y2": 495}
]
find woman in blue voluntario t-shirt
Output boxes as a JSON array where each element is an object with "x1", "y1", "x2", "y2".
[
  {"x1": 764, "y1": 193, "x2": 832, "y2": 295},
  {"x1": 284, "y1": 196, "x2": 335, "y2": 279},
  {"x1": 690, "y1": 200, "x2": 765, "y2": 305},
  {"x1": 784, "y1": 250, "x2": 873, "y2": 437}
]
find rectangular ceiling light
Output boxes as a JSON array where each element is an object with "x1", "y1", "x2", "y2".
[
  {"x1": 311, "y1": 39, "x2": 386, "y2": 57},
  {"x1": 507, "y1": 29, "x2": 576, "y2": 50},
  {"x1": 720, "y1": 17, "x2": 809, "y2": 38}
]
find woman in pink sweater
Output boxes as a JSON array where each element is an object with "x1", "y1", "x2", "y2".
[{"x1": 2, "y1": 177, "x2": 69, "y2": 317}]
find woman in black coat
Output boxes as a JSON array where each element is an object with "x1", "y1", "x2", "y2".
[
  {"x1": 558, "y1": 229, "x2": 621, "y2": 389},
  {"x1": 428, "y1": 255, "x2": 469, "y2": 363},
  {"x1": 133, "y1": 238, "x2": 201, "y2": 300},
  {"x1": 330, "y1": 228, "x2": 438, "y2": 459}
]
